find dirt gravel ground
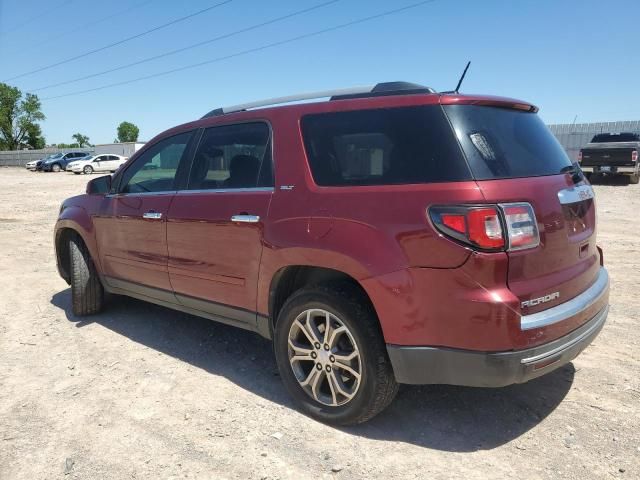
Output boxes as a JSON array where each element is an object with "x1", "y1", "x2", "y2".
[{"x1": 0, "y1": 167, "x2": 638, "y2": 480}]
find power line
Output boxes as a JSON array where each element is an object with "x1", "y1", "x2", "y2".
[
  {"x1": 42, "y1": 0, "x2": 437, "y2": 101},
  {"x1": 29, "y1": 0, "x2": 341, "y2": 93},
  {"x1": 22, "y1": 0, "x2": 155, "y2": 53},
  {"x1": 0, "y1": 0, "x2": 75, "y2": 36},
  {"x1": 3, "y1": 0, "x2": 234, "y2": 82}
]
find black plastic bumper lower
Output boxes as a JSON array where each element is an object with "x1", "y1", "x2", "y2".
[{"x1": 386, "y1": 305, "x2": 608, "y2": 387}]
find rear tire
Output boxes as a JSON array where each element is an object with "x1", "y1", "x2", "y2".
[
  {"x1": 630, "y1": 174, "x2": 639, "y2": 184},
  {"x1": 69, "y1": 235, "x2": 104, "y2": 316},
  {"x1": 274, "y1": 283, "x2": 398, "y2": 425}
]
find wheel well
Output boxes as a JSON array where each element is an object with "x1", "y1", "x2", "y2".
[
  {"x1": 56, "y1": 228, "x2": 79, "y2": 284},
  {"x1": 269, "y1": 266, "x2": 375, "y2": 328}
]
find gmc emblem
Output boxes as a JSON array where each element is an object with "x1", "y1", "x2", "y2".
[{"x1": 521, "y1": 292, "x2": 560, "y2": 309}]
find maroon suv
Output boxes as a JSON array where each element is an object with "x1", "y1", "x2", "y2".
[{"x1": 54, "y1": 82, "x2": 610, "y2": 425}]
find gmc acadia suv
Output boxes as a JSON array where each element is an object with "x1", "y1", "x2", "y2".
[{"x1": 54, "y1": 82, "x2": 610, "y2": 425}]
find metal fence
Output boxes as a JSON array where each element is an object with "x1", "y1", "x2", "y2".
[
  {"x1": 548, "y1": 121, "x2": 640, "y2": 162},
  {"x1": 0, "y1": 147, "x2": 94, "y2": 167},
  {"x1": 2, "y1": 120, "x2": 639, "y2": 167}
]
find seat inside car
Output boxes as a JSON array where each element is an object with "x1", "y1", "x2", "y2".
[{"x1": 223, "y1": 154, "x2": 260, "y2": 188}]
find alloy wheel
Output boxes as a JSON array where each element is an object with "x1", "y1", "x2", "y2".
[{"x1": 287, "y1": 308, "x2": 361, "y2": 407}]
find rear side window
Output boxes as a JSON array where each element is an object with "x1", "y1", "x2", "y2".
[
  {"x1": 444, "y1": 105, "x2": 572, "y2": 180},
  {"x1": 301, "y1": 106, "x2": 471, "y2": 186},
  {"x1": 187, "y1": 122, "x2": 272, "y2": 190}
]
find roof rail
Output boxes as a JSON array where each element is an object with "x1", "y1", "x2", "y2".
[{"x1": 202, "y1": 81, "x2": 435, "y2": 118}]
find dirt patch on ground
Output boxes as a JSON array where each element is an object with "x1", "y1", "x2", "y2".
[{"x1": 1, "y1": 167, "x2": 638, "y2": 479}]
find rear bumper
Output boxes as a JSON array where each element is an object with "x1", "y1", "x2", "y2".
[
  {"x1": 581, "y1": 165, "x2": 638, "y2": 174},
  {"x1": 387, "y1": 268, "x2": 609, "y2": 386}
]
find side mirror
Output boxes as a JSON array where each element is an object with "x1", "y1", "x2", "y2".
[{"x1": 86, "y1": 175, "x2": 112, "y2": 195}]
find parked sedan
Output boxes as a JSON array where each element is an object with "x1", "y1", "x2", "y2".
[
  {"x1": 42, "y1": 152, "x2": 89, "y2": 172},
  {"x1": 63, "y1": 153, "x2": 92, "y2": 170},
  {"x1": 68, "y1": 154, "x2": 128, "y2": 174},
  {"x1": 26, "y1": 154, "x2": 58, "y2": 171}
]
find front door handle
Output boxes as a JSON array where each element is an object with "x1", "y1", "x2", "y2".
[
  {"x1": 231, "y1": 214, "x2": 260, "y2": 223},
  {"x1": 142, "y1": 211, "x2": 163, "y2": 220}
]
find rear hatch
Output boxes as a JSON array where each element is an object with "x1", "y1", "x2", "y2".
[{"x1": 443, "y1": 102, "x2": 601, "y2": 314}]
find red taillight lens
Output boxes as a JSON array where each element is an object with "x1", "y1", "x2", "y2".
[
  {"x1": 430, "y1": 206, "x2": 504, "y2": 250},
  {"x1": 467, "y1": 208, "x2": 504, "y2": 248},
  {"x1": 577, "y1": 151, "x2": 583, "y2": 163},
  {"x1": 500, "y1": 203, "x2": 540, "y2": 250},
  {"x1": 632, "y1": 151, "x2": 638, "y2": 162},
  {"x1": 441, "y1": 214, "x2": 466, "y2": 233}
]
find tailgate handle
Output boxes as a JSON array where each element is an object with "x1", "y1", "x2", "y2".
[
  {"x1": 231, "y1": 214, "x2": 260, "y2": 223},
  {"x1": 142, "y1": 211, "x2": 163, "y2": 220}
]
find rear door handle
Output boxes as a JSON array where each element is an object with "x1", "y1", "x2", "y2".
[
  {"x1": 142, "y1": 211, "x2": 163, "y2": 220},
  {"x1": 231, "y1": 214, "x2": 260, "y2": 223}
]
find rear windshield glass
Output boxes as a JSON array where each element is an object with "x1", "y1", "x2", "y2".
[
  {"x1": 301, "y1": 106, "x2": 472, "y2": 186},
  {"x1": 591, "y1": 133, "x2": 639, "y2": 143},
  {"x1": 444, "y1": 105, "x2": 572, "y2": 180}
]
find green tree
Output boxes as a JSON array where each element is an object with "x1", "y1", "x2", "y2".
[
  {"x1": 116, "y1": 121, "x2": 139, "y2": 143},
  {"x1": 72, "y1": 132, "x2": 90, "y2": 147},
  {"x1": 25, "y1": 123, "x2": 46, "y2": 149},
  {"x1": 0, "y1": 83, "x2": 45, "y2": 150}
]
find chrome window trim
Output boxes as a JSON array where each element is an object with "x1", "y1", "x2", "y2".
[
  {"x1": 520, "y1": 267, "x2": 609, "y2": 331},
  {"x1": 106, "y1": 190, "x2": 177, "y2": 198},
  {"x1": 176, "y1": 187, "x2": 274, "y2": 195}
]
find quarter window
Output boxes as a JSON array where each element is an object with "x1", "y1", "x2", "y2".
[
  {"x1": 119, "y1": 131, "x2": 193, "y2": 193},
  {"x1": 187, "y1": 123, "x2": 272, "y2": 190},
  {"x1": 301, "y1": 106, "x2": 472, "y2": 186}
]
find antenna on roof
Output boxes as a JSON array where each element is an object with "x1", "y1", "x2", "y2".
[{"x1": 454, "y1": 61, "x2": 471, "y2": 93}]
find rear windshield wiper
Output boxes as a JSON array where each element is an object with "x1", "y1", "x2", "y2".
[{"x1": 561, "y1": 163, "x2": 584, "y2": 184}]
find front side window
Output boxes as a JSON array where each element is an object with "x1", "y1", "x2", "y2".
[
  {"x1": 301, "y1": 106, "x2": 471, "y2": 186},
  {"x1": 119, "y1": 131, "x2": 192, "y2": 193},
  {"x1": 187, "y1": 122, "x2": 272, "y2": 190}
]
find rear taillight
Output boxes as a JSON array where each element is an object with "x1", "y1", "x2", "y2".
[
  {"x1": 632, "y1": 150, "x2": 638, "y2": 162},
  {"x1": 577, "y1": 151, "x2": 583, "y2": 163},
  {"x1": 500, "y1": 203, "x2": 540, "y2": 250},
  {"x1": 430, "y1": 203, "x2": 539, "y2": 252}
]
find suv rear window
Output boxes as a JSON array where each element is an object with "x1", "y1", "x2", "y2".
[
  {"x1": 591, "y1": 133, "x2": 640, "y2": 143},
  {"x1": 301, "y1": 106, "x2": 472, "y2": 186},
  {"x1": 443, "y1": 105, "x2": 572, "y2": 180}
]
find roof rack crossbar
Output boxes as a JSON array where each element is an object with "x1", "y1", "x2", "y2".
[{"x1": 202, "y1": 85, "x2": 375, "y2": 118}]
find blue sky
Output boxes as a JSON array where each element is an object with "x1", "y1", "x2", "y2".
[{"x1": 0, "y1": 0, "x2": 638, "y2": 145}]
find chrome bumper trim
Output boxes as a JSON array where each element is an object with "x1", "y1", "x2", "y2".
[
  {"x1": 520, "y1": 267, "x2": 609, "y2": 330},
  {"x1": 521, "y1": 305, "x2": 608, "y2": 364}
]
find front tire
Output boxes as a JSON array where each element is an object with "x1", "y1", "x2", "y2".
[
  {"x1": 69, "y1": 236, "x2": 104, "y2": 316},
  {"x1": 274, "y1": 283, "x2": 398, "y2": 425},
  {"x1": 630, "y1": 174, "x2": 639, "y2": 184},
  {"x1": 83, "y1": 165, "x2": 93, "y2": 174},
  {"x1": 52, "y1": 163, "x2": 61, "y2": 172}
]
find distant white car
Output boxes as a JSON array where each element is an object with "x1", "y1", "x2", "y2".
[{"x1": 68, "y1": 154, "x2": 128, "y2": 174}]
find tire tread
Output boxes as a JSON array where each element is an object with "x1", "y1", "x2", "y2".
[{"x1": 69, "y1": 235, "x2": 104, "y2": 316}]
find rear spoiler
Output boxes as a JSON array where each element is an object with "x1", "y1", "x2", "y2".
[{"x1": 439, "y1": 94, "x2": 538, "y2": 113}]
